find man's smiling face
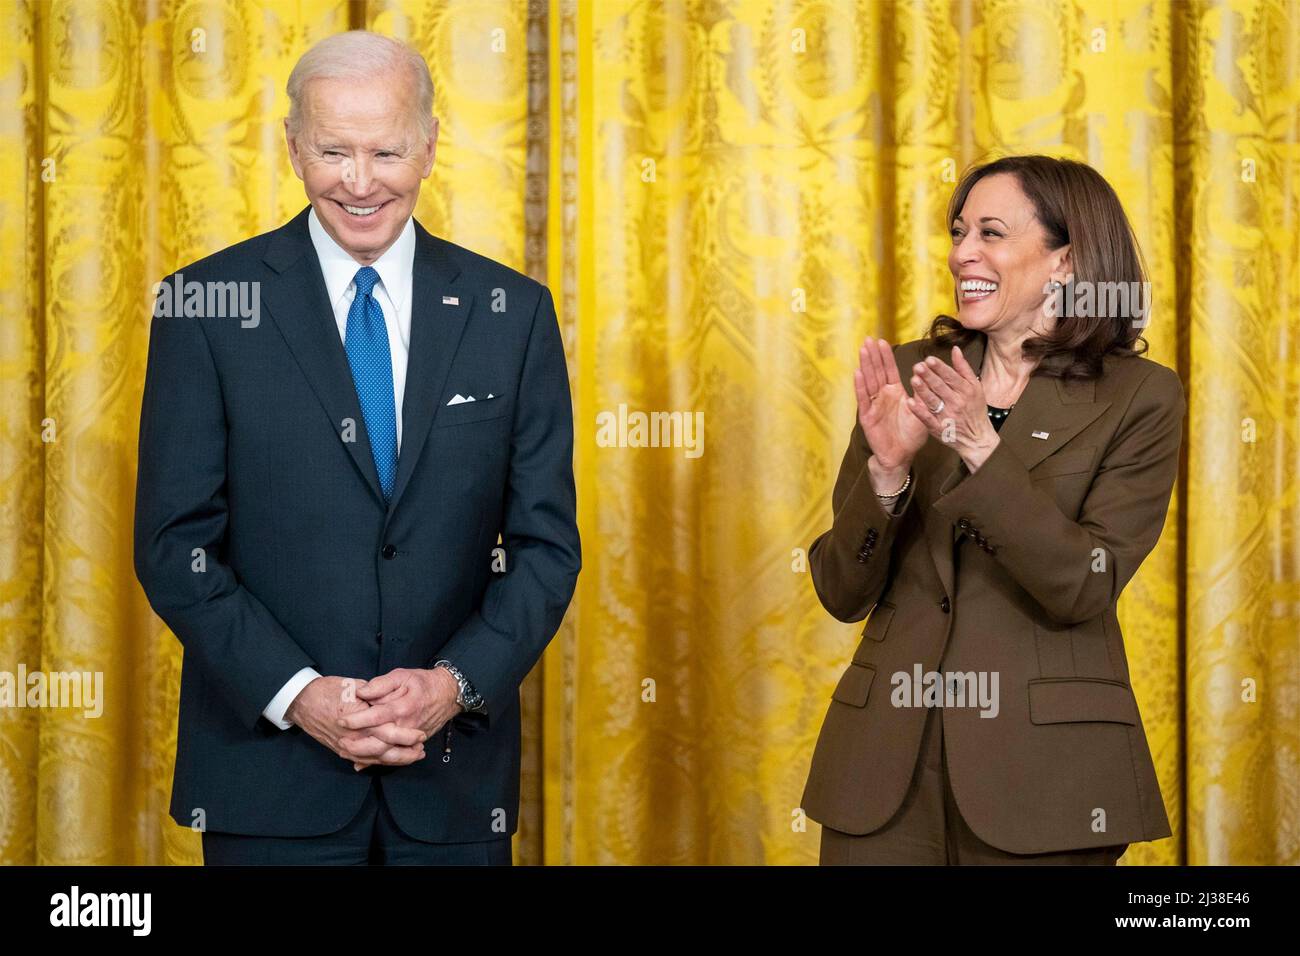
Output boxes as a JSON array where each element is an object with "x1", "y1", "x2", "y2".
[{"x1": 286, "y1": 68, "x2": 437, "y2": 266}]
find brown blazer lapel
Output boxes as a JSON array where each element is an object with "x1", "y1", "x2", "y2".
[{"x1": 915, "y1": 332, "x2": 1112, "y2": 603}]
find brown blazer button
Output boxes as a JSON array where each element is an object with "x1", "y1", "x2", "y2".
[{"x1": 939, "y1": 596, "x2": 951, "y2": 613}]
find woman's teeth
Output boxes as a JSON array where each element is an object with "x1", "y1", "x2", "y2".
[
  {"x1": 960, "y1": 279, "x2": 998, "y2": 300},
  {"x1": 342, "y1": 202, "x2": 383, "y2": 216}
]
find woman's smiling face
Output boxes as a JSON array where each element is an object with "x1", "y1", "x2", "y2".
[{"x1": 947, "y1": 172, "x2": 1070, "y2": 335}]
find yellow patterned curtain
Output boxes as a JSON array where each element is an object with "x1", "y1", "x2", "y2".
[{"x1": 0, "y1": 0, "x2": 1295, "y2": 865}]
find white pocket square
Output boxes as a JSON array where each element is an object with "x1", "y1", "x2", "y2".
[{"x1": 446, "y1": 393, "x2": 496, "y2": 406}]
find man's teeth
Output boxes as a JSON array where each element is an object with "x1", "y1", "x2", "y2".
[
  {"x1": 960, "y1": 279, "x2": 997, "y2": 299},
  {"x1": 342, "y1": 203, "x2": 383, "y2": 216}
]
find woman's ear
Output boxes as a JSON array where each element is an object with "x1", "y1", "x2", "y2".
[{"x1": 1051, "y1": 244, "x2": 1074, "y2": 285}]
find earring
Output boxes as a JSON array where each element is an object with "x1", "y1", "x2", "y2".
[{"x1": 1049, "y1": 280, "x2": 1062, "y2": 290}]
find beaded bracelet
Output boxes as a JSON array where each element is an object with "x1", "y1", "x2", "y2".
[{"x1": 875, "y1": 468, "x2": 912, "y2": 499}]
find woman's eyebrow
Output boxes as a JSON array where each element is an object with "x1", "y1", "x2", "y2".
[{"x1": 951, "y1": 215, "x2": 1009, "y2": 226}]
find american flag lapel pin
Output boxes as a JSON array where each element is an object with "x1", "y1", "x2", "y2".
[
  {"x1": 1032, "y1": 430, "x2": 1050, "y2": 440},
  {"x1": 442, "y1": 295, "x2": 459, "y2": 306}
]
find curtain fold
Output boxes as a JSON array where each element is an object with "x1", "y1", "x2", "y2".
[{"x1": 0, "y1": 0, "x2": 1294, "y2": 865}]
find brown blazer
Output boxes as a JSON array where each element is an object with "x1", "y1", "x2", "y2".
[{"x1": 802, "y1": 332, "x2": 1182, "y2": 854}]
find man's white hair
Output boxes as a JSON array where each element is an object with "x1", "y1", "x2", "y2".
[{"x1": 286, "y1": 30, "x2": 435, "y2": 141}]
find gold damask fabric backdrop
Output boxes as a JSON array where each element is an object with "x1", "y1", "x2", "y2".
[{"x1": 0, "y1": 0, "x2": 1295, "y2": 864}]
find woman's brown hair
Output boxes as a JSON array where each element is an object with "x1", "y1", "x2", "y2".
[{"x1": 927, "y1": 154, "x2": 1151, "y2": 381}]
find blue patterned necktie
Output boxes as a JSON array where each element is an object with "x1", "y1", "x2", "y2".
[{"x1": 343, "y1": 266, "x2": 398, "y2": 501}]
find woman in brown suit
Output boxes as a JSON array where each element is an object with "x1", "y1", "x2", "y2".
[{"x1": 803, "y1": 155, "x2": 1183, "y2": 865}]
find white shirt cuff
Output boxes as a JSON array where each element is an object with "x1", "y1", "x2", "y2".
[{"x1": 263, "y1": 667, "x2": 322, "y2": 729}]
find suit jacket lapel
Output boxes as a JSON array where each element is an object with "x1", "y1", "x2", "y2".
[
  {"x1": 989, "y1": 363, "x2": 1110, "y2": 474},
  {"x1": 262, "y1": 207, "x2": 387, "y2": 507},
  {"x1": 384, "y1": 219, "x2": 473, "y2": 519},
  {"x1": 918, "y1": 330, "x2": 1112, "y2": 600}
]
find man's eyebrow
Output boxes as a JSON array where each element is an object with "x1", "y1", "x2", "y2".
[{"x1": 311, "y1": 142, "x2": 409, "y2": 152}]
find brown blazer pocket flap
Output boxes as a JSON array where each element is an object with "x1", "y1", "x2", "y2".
[
  {"x1": 832, "y1": 662, "x2": 875, "y2": 707},
  {"x1": 860, "y1": 601, "x2": 896, "y2": 644},
  {"x1": 1028, "y1": 677, "x2": 1138, "y2": 725},
  {"x1": 1030, "y1": 445, "x2": 1096, "y2": 478}
]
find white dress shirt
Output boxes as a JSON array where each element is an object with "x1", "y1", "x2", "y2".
[{"x1": 261, "y1": 207, "x2": 416, "y2": 730}]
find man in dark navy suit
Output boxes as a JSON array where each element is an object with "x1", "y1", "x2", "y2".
[{"x1": 133, "y1": 30, "x2": 579, "y2": 865}]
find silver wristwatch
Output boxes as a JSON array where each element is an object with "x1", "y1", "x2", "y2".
[{"x1": 433, "y1": 659, "x2": 486, "y2": 714}]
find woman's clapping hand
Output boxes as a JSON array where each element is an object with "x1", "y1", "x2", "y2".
[
  {"x1": 854, "y1": 337, "x2": 929, "y2": 471},
  {"x1": 905, "y1": 345, "x2": 1000, "y2": 471}
]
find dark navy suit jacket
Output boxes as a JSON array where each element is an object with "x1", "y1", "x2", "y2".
[{"x1": 134, "y1": 206, "x2": 580, "y2": 840}]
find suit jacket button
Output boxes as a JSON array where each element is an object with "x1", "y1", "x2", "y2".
[
  {"x1": 939, "y1": 596, "x2": 951, "y2": 613},
  {"x1": 375, "y1": 630, "x2": 383, "y2": 644},
  {"x1": 381, "y1": 544, "x2": 397, "y2": 559}
]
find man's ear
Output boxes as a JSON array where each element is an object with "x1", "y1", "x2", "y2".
[
  {"x1": 420, "y1": 117, "x2": 439, "y2": 178},
  {"x1": 285, "y1": 118, "x2": 305, "y2": 181}
]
